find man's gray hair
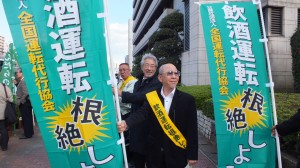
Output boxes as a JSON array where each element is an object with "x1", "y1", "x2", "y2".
[
  {"x1": 140, "y1": 53, "x2": 158, "y2": 67},
  {"x1": 159, "y1": 64, "x2": 166, "y2": 74},
  {"x1": 17, "y1": 68, "x2": 22, "y2": 73}
]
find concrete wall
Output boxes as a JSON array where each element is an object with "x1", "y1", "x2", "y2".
[
  {"x1": 173, "y1": 0, "x2": 184, "y2": 13},
  {"x1": 264, "y1": 1, "x2": 300, "y2": 91},
  {"x1": 197, "y1": 110, "x2": 216, "y2": 143},
  {"x1": 181, "y1": 2, "x2": 210, "y2": 86}
]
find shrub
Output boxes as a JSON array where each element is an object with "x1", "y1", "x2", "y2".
[
  {"x1": 275, "y1": 93, "x2": 300, "y2": 151},
  {"x1": 177, "y1": 85, "x2": 211, "y2": 110},
  {"x1": 290, "y1": 27, "x2": 300, "y2": 92},
  {"x1": 202, "y1": 98, "x2": 214, "y2": 120}
]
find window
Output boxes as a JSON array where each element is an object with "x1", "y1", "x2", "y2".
[
  {"x1": 258, "y1": 7, "x2": 283, "y2": 36},
  {"x1": 270, "y1": 7, "x2": 282, "y2": 35},
  {"x1": 298, "y1": 8, "x2": 300, "y2": 27}
]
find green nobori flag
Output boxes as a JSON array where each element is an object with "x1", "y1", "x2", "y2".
[
  {"x1": 0, "y1": 43, "x2": 16, "y2": 92},
  {"x1": 3, "y1": 0, "x2": 123, "y2": 167},
  {"x1": 200, "y1": 2, "x2": 276, "y2": 168}
]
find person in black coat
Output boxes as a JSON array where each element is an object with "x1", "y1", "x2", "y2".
[
  {"x1": 272, "y1": 108, "x2": 300, "y2": 168},
  {"x1": 117, "y1": 53, "x2": 162, "y2": 168},
  {"x1": 118, "y1": 63, "x2": 198, "y2": 168}
]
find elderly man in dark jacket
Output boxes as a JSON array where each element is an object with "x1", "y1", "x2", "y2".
[
  {"x1": 118, "y1": 63, "x2": 198, "y2": 168},
  {"x1": 117, "y1": 53, "x2": 161, "y2": 168}
]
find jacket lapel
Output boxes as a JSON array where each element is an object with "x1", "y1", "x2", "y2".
[{"x1": 168, "y1": 89, "x2": 179, "y2": 121}]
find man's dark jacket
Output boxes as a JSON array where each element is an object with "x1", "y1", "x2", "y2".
[
  {"x1": 125, "y1": 88, "x2": 198, "y2": 168},
  {"x1": 276, "y1": 108, "x2": 300, "y2": 168},
  {"x1": 121, "y1": 75, "x2": 161, "y2": 154},
  {"x1": 276, "y1": 108, "x2": 300, "y2": 136}
]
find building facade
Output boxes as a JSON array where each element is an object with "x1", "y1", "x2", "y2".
[
  {"x1": 132, "y1": 0, "x2": 300, "y2": 91},
  {"x1": 258, "y1": 0, "x2": 300, "y2": 91}
]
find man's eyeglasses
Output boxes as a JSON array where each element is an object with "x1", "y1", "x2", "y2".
[{"x1": 165, "y1": 71, "x2": 180, "y2": 77}]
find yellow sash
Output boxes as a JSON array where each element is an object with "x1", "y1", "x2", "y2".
[
  {"x1": 146, "y1": 90, "x2": 187, "y2": 149},
  {"x1": 119, "y1": 76, "x2": 136, "y2": 90}
]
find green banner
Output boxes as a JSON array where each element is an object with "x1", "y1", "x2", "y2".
[
  {"x1": 3, "y1": 0, "x2": 123, "y2": 167},
  {"x1": 200, "y1": 2, "x2": 276, "y2": 168},
  {"x1": 0, "y1": 43, "x2": 17, "y2": 92}
]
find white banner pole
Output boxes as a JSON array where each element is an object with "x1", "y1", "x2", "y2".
[
  {"x1": 254, "y1": 0, "x2": 282, "y2": 167},
  {"x1": 102, "y1": 1, "x2": 129, "y2": 168}
]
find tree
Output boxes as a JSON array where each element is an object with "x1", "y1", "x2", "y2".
[
  {"x1": 159, "y1": 12, "x2": 184, "y2": 33},
  {"x1": 131, "y1": 12, "x2": 184, "y2": 76},
  {"x1": 290, "y1": 27, "x2": 300, "y2": 92}
]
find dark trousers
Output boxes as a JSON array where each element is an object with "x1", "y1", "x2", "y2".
[
  {"x1": 0, "y1": 120, "x2": 9, "y2": 150},
  {"x1": 146, "y1": 147, "x2": 187, "y2": 168},
  {"x1": 146, "y1": 149, "x2": 165, "y2": 168},
  {"x1": 20, "y1": 104, "x2": 34, "y2": 137},
  {"x1": 132, "y1": 152, "x2": 146, "y2": 168}
]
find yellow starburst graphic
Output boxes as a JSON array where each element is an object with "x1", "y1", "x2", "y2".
[
  {"x1": 46, "y1": 97, "x2": 111, "y2": 152},
  {"x1": 220, "y1": 89, "x2": 268, "y2": 135}
]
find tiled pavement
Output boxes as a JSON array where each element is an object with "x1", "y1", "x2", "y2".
[
  {"x1": 0, "y1": 127, "x2": 50, "y2": 168},
  {"x1": 0, "y1": 126, "x2": 217, "y2": 168}
]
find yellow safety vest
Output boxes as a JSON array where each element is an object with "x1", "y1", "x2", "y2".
[{"x1": 119, "y1": 76, "x2": 136, "y2": 91}]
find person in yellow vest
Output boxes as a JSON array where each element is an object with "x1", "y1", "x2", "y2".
[
  {"x1": 114, "y1": 63, "x2": 137, "y2": 165},
  {"x1": 117, "y1": 63, "x2": 137, "y2": 119},
  {"x1": 118, "y1": 63, "x2": 198, "y2": 168}
]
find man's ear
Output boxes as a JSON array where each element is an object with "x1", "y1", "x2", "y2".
[{"x1": 158, "y1": 74, "x2": 163, "y2": 82}]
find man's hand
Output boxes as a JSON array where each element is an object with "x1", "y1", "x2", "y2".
[
  {"x1": 271, "y1": 125, "x2": 277, "y2": 136},
  {"x1": 111, "y1": 86, "x2": 115, "y2": 94},
  {"x1": 117, "y1": 120, "x2": 127, "y2": 133},
  {"x1": 118, "y1": 89, "x2": 122, "y2": 97},
  {"x1": 188, "y1": 160, "x2": 197, "y2": 166}
]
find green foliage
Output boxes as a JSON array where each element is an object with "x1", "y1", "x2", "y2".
[
  {"x1": 275, "y1": 93, "x2": 300, "y2": 122},
  {"x1": 290, "y1": 28, "x2": 300, "y2": 92},
  {"x1": 275, "y1": 93, "x2": 300, "y2": 151},
  {"x1": 178, "y1": 85, "x2": 214, "y2": 120},
  {"x1": 148, "y1": 29, "x2": 178, "y2": 48},
  {"x1": 177, "y1": 85, "x2": 212, "y2": 110},
  {"x1": 159, "y1": 12, "x2": 184, "y2": 33},
  {"x1": 147, "y1": 12, "x2": 184, "y2": 71},
  {"x1": 202, "y1": 98, "x2": 214, "y2": 120},
  {"x1": 132, "y1": 12, "x2": 184, "y2": 74},
  {"x1": 13, "y1": 95, "x2": 21, "y2": 120},
  {"x1": 151, "y1": 38, "x2": 183, "y2": 70}
]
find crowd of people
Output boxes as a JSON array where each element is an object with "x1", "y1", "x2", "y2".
[
  {"x1": 113, "y1": 53, "x2": 300, "y2": 168},
  {"x1": 0, "y1": 53, "x2": 199, "y2": 168},
  {"x1": 114, "y1": 53, "x2": 199, "y2": 168},
  {"x1": 4, "y1": 52, "x2": 300, "y2": 168}
]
